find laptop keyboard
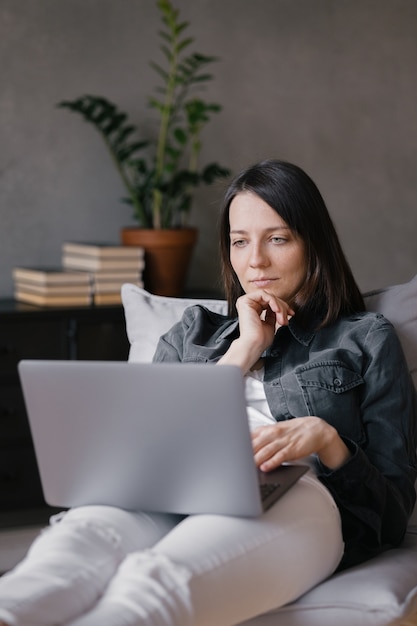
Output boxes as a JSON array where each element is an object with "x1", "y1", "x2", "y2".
[{"x1": 260, "y1": 482, "x2": 280, "y2": 501}]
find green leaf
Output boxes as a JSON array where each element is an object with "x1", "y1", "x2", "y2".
[
  {"x1": 165, "y1": 145, "x2": 181, "y2": 160},
  {"x1": 128, "y1": 158, "x2": 149, "y2": 174},
  {"x1": 159, "y1": 45, "x2": 172, "y2": 62},
  {"x1": 150, "y1": 61, "x2": 169, "y2": 81},
  {"x1": 148, "y1": 97, "x2": 165, "y2": 113},
  {"x1": 202, "y1": 163, "x2": 231, "y2": 183},
  {"x1": 192, "y1": 73, "x2": 214, "y2": 83},
  {"x1": 94, "y1": 108, "x2": 116, "y2": 126},
  {"x1": 193, "y1": 53, "x2": 219, "y2": 64},
  {"x1": 173, "y1": 127, "x2": 187, "y2": 145},
  {"x1": 175, "y1": 20, "x2": 189, "y2": 36},
  {"x1": 102, "y1": 113, "x2": 127, "y2": 136},
  {"x1": 118, "y1": 141, "x2": 149, "y2": 162},
  {"x1": 114, "y1": 125, "x2": 136, "y2": 147},
  {"x1": 177, "y1": 37, "x2": 194, "y2": 52}
]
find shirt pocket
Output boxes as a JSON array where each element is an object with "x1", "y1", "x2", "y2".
[{"x1": 294, "y1": 360, "x2": 366, "y2": 444}]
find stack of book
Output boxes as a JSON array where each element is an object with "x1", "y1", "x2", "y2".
[
  {"x1": 62, "y1": 242, "x2": 145, "y2": 305},
  {"x1": 13, "y1": 267, "x2": 93, "y2": 307}
]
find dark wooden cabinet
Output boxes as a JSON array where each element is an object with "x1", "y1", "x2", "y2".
[{"x1": 0, "y1": 300, "x2": 129, "y2": 527}]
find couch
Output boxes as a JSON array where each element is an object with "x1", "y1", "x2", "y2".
[{"x1": 121, "y1": 274, "x2": 417, "y2": 626}]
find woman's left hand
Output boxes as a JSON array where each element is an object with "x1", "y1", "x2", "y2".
[{"x1": 251, "y1": 416, "x2": 351, "y2": 471}]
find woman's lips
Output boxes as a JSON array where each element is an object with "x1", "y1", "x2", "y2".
[{"x1": 251, "y1": 278, "x2": 277, "y2": 288}]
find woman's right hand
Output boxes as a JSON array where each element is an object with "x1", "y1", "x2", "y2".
[{"x1": 217, "y1": 290, "x2": 294, "y2": 373}]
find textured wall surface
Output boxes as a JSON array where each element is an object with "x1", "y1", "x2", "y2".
[{"x1": 1, "y1": 0, "x2": 417, "y2": 297}]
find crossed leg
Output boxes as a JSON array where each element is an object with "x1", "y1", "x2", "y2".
[{"x1": 68, "y1": 473, "x2": 343, "y2": 626}]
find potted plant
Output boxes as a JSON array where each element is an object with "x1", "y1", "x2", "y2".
[{"x1": 58, "y1": 0, "x2": 230, "y2": 296}]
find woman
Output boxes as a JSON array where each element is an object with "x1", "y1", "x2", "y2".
[{"x1": 0, "y1": 160, "x2": 415, "y2": 626}]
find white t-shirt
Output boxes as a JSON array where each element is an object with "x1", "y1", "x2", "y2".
[{"x1": 245, "y1": 367, "x2": 276, "y2": 431}]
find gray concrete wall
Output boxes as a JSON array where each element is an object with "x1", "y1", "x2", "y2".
[{"x1": 1, "y1": 0, "x2": 417, "y2": 297}]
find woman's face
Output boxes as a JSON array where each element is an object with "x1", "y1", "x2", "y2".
[{"x1": 229, "y1": 191, "x2": 308, "y2": 306}]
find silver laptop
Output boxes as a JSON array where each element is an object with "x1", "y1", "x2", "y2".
[{"x1": 18, "y1": 360, "x2": 308, "y2": 518}]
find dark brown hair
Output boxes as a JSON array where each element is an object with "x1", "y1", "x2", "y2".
[{"x1": 220, "y1": 160, "x2": 364, "y2": 327}]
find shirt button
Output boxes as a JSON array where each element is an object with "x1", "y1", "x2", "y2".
[{"x1": 333, "y1": 377, "x2": 342, "y2": 387}]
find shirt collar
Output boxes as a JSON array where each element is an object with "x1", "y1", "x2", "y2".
[{"x1": 287, "y1": 316, "x2": 316, "y2": 346}]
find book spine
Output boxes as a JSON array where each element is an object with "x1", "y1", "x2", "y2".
[
  {"x1": 62, "y1": 243, "x2": 144, "y2": 259},
  {"x1": 15, "y1": 290, "x2": 93, "y2": 307},
  {"x1": 62, "y1": 255, "x2": 145, "y2": 271},
  {"x1": 14, "y1": 281, "x2": 92, "y2": 296},
  {"x1": 12, "y1": 268, "x2": 91, "y2": 286}
]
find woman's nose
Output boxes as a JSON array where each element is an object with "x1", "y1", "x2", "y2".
[{"x1": 249, "y1": 244, "x2": 269, "y2": 267}]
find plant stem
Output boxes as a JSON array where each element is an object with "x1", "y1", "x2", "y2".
[{"x1": 153, "y1": 8, "x2": 180, "y2": 229}]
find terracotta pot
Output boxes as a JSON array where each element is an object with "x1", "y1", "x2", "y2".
[{"x1": 120, "y1": 227, "x2": 198, "y2": 297}]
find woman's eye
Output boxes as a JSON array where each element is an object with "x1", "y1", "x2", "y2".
[
  {"x1": 271, "y1": 236, "x2": 286, "y2": 244},
  {"x1": 231, "y1": 239, "x2": 246, "y2": 247}
]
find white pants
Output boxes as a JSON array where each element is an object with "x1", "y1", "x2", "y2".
[{"x1": 0, "y1": 472, "x2": 343, "y2": 626}]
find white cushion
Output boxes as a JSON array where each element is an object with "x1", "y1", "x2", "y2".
[
  {"x1": 121, "y1": 284, "x2": 227, "y2": 364},
  {"x1": 239, "y1": 532, "x2": 417, "y2": 626}
]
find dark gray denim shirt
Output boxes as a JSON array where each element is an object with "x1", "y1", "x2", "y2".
[{"x1": 153, "y1": 305, "x2": 417, "y2": 569}]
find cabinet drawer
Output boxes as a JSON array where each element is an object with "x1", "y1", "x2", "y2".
[
  {"x1": 0, "y1": 320, "x2": 66, "y2": 374},
  {"x1": 77, "y1": 320, "x2": 129, "y2": 361},
  {"x1": 0, "y1": 384, "x2": 30, "y2": 441},
  {"x1": 0, "y1": 447, "x2": 44, "y2": 509}
]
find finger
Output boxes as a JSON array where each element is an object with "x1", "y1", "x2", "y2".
[
  {"x1": 275, "y1": 309, "x2": 290, "y2": 327},
  {"x1": 251, "y1": 432, "x2": 265, "y2": 455},
  {"x1": 261, "y1": 294, "x2": 295, "y2": 326},
  {"x1": 251, "y1": 425, "x2": 276, "y2": 452},
  {"x1": 273, "y1": 304, "x2": 295, "y2": 327},
  {"x1": 257, "y1": 445, "x2": 296, "y2": 472},
  {"x1": 253, "y1": 434, "x2": 284, "y2": 465},
  {"x1": 259, "y1": 454, "x2": 284, "y2": 472}
]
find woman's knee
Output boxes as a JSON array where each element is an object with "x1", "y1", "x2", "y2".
[
  {"x1": 50, "y1": 506, "x2": 181, "y2": 555},
  {"x1": 26, "y1": 508, "x2": 126, "y2": 564}
]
